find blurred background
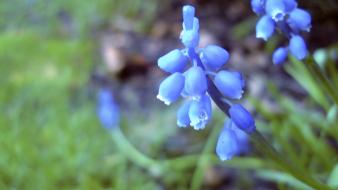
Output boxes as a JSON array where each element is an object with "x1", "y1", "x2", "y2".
[{"x1": 1, "y1": 0, "x2": 337, "y2": 189}]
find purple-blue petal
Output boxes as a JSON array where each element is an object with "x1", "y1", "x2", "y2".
[
  {"x1": 158, "y1": 49, "x2": 188, "y2": 73},
  {"x1": 188, "y1": 94, "x2": 212, "y2": 130},
  {"x1": 214, "y1": 71, "x2": 245, "y2": 99},
  {"x1": 287, "y1": 8, "x2": 312, "y2": 32},
  {"x1": 200, "y1": 45, "x2": 230, "y2": 71},
  {"x1": 265, "y1": 0, "x2": 286, "y2": 21},
  {"x1": 289, "y1": 35, "x2": 308, "y2": 60},
  {"x1": 216, "y1": 122, "x2": 239, "y2": 161},
  {"x1": 184, "y1": 66, "x2": 207, "y2": 98},
  {"x1": 256, "y1": 15, "x2": 275, "y2": 41},
  {"x1": 272, "y1": 47, "x2": 288, "y2": 65},
  {"x1": 177, "y1": 100, "x2": 192, "y2": 127},
  {"x1": 229, "y1": 104, "x2": 256, "y2": 133},
  {"x1": 251, "y1": 0, "x2": 266, "y2": 15},
  {"x1": 157, "y1": 73, "x2": 185, "y2": 105}
]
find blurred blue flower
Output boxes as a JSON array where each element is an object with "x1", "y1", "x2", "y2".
[
  {"x1": 97, "y1": 89, "x2": 120, "y2": 129},
  {"x1": 273, "y1": 47, "x2": 288, "y2": 65},
  {"x1": 289, "y1": 35, "x2": 308, "y2": 60},
  {"x1": 251, "y1": 0, "x2": 311, "y2": 64}
]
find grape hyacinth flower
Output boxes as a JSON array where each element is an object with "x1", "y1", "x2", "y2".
[
  {"x1": 157, "y1": 5, "x2": 256, "y2": 160},
  {"x1": 97, "y1": 88, "x2": 120, "y2": 129},
  {"x1": 251, "y1": 0, "x2": 311, "y2": 64}
]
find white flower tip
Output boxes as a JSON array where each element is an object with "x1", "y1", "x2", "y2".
[
  {"x1": 177, "y1": 122, "x2": 188, "y2": 128},
  {"x1": 219, "y1": 156, "x2": 232, "y2": 161},
  {"x1": 156, "y1": 94, "x2": 171, "y2": 105},
  {"x1": 256, "y1": 33, "x2": 268, "y2": 41}
]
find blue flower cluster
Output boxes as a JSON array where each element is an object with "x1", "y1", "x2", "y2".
[
  {"x1": 251, "y1": 0, "x2": 311, "y2": 65},
  {"x1": 157, "y1": 5, "x2": 255, "y2": 160},
  {"x1": 97, "y1": 88, "x2": 120, "y2": 129}
]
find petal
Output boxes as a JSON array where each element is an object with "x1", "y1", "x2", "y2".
[
  {"x1": 200, "y1": 45, "x2": 230, "y2": 71},
  {"x1": 283, "y1": 0, "x2": 297, "y2": 12},
  {"x1": 229, "y1": 104, "x2": 256, "y2": 133},
  {"x1": 158, "y1": 49, "x2": 189, "y2": 73},
  {"x1": 289, "y1": 35, "x2": 308, "y2": 60},
  {"x1": 265, "y1": 0, "x2": 286, "y2": 21},
  {"x1": 188, "y1": 94, "x2": 212, "y2": 130},
  {"x1": 183, "y1": 5, "x2": 195, "y2": 30},
  {"x1": 251, "y1": 0, "x2": 266, "y2": 15},
  {"x1": 256, "y1": 15, "x2": 275, "y2": 41},
  {"x1": 216, "y1": 121, "x2": 239, "y2": 161},
  {"x1": 214, "y1": 70, "x2": 245, "y2": 99},
  {"x1": 230, "y1": 121, "x2": 250, "y2": 154},
  {"x1": 177, "y1": 100, "x2": 191, "y2": 127},
  {"x1": 181, "y1": 17, "x2": 200, "y2": 48},
  {"x1": 184, "y1": 66, "x2": 207, "y2": 98},
  {"x1": 157, "y1": 73, "x2": 185, "y2": 105},
  {"x1": 272, "y1": 47, "x2": 288, "y2": 65},
  {"x1": 287, "y1": 8, "x2": 311, "y2": 32}
]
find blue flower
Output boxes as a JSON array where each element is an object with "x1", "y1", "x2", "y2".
[
  {"x1": 214, "y1": 71, "x2": 245, "y2": 99},
  {"x1": 199, "y1": 45, "x2": 230, "y2": 71},
  {"x1": 287, "y1": 8, "x2": 311, "y2": 32},
  {"x1": 229, "y1": 104, "x2": 256, "y2": 133},
  {"x1": 283, "y1": 0, "x2": 297, "y2": 12},
  {"x1": 157, "y1": 72, "x2": 185, "y2": 105},
  {"x1": 251, "y1": 0, "x2": 311, "y2": 64},
  {"x1": 216, "y1": 121, "x2": 239, "y2": 161},
  {"x1": 180, "y1": 17, "x2": 200, "y2": 48},
  {"x1": 265, "y1": 0, "x2": 286, "y2": 21},
  {"x1": 97, "y1": 89, "x2": 120, "y2": 129},
  {"x1": 256, "y1": 15, "x2": 275, "y2": 41},
  {"x1": 184, "y1": 66, "x2": 207, "y2": 99},
  {"x1": 289, "y1": 35, "x2": 308, "y2": 60},
  {"x1": 157, "y1": 5, "x2": 255, "y2": 160},
  {"x1": 158, "y1": 49, "x2": 188, "y2": 73},
  {"x1": 273, "y1": 47, "x2": 288, "y2": 65},
  {"x1": 251, "y1": 0, "x2": 266, "y2": 15},
  {"x1": 188, "y1": 94, "x2": 212, "y2": 130},
  {"x1": 177, "y1": 100, "x2": 191, "y2": 127}
]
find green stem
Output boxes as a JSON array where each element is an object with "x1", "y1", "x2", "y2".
[
  {"x1": 305, "y1": 57, "x2": 338, "y2": 106},
  {"x1": 250, "y1": 131, "x2": 332, "y2": 190},
  {"x1": 190, "y1": 123, "x2": 222, "y2": 190}
]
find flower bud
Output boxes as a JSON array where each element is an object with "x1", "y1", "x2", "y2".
[
  {"x1": 183, "y1": 5, "x2": 195, "y2": 30},
  {"x1": 289, "y1": 35, "x2": 308, "y2": 60},
  {"x1": 200, "y1": 45, "x2": 229, "y2": 71},
  {"x1": 251, "y1": 0, "x2": 265, "y2": 15},
  {"x1": 229, "y1": 104, "x2": 256, "y2": 133},
  {"x1": 157, "y1": 73, "x2": 185, "y2": 105},
  {"x1": 265, "y1": 0, "x2": 285, "y2": 21},
  {"x1": 272, "y1": 47, "x2": 288, "y2": 65},
  {"x1": 216, "y1": 122, "x2": 239, "y2": 161},
  {"x1": 214, "y1": 71, "x2": 245, "y2": 99},
  {"x1": 184, "y1": 66, "x2": 207, "y2": 98},
  {"x1": 158, "y1": 49, "x2": 188, "y2": 73},
  {"x1": 256, "y1": 15, "x2": 275, "y2": 41},
  {"x1": 287, "y1": 8, "x2": 311, "y2": 32},
  {"x1": 283, "y1": 0, "x2": 297, "y2": 12}
]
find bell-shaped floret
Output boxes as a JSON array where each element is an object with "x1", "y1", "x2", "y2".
[
  {"x1": 214, "y1": 71, "x2": 245, "y2": 99},
  {"x1": 188, "y1": 94, "x2": 212, "y2": 130},
  {"x1": 265, "y1": 0, "x2": 286, "y2": 21},
  {"x1": 199, "y1": 45, "x2": 230, "y2": 71},
  {"x1": 283, "y1": 0, "x2": 297, "y2": 12},
  {"x1": 157, "y1": 73, "x2": 185, "y2": 105},
  {"x1": 231, "y1": 121, "x2": 250, "y2": 154},
  {"x1": 176, "y1": 100, "x2": 192, "y2": 127},
  {"x1": 256, "y1": 15, "x2": 275, "y2": 41},
  {"x1": 216, "y1": 121, "x2": 239, "y2": 161},
  {"x1": 181, "y1": 17, "x2": 200, "y2": 48},
  {"x1": 183, "y1": 5, "x2": 195, "y2": 30},
  {"x1": 289, "y1": 35, "x2": 308, "y2": 60},
  {"x1": 229, "y1": 104, "x2": 256, "y2": 133},
  {"x1": 272, "y1": 47, "x2": 288, "y2": 65},
  {"x1": 251, "y1": 0, "x2": 266, "y2": 15},
  {"x1": 158, "y1": 49, "x2": 188, "y2": 73},
  {"x1": 184, "y1": 66, "x2": 207, "y2": 99},
  {"x1": 287, "y1": 8, "x2": 311, "y2": 32}
]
